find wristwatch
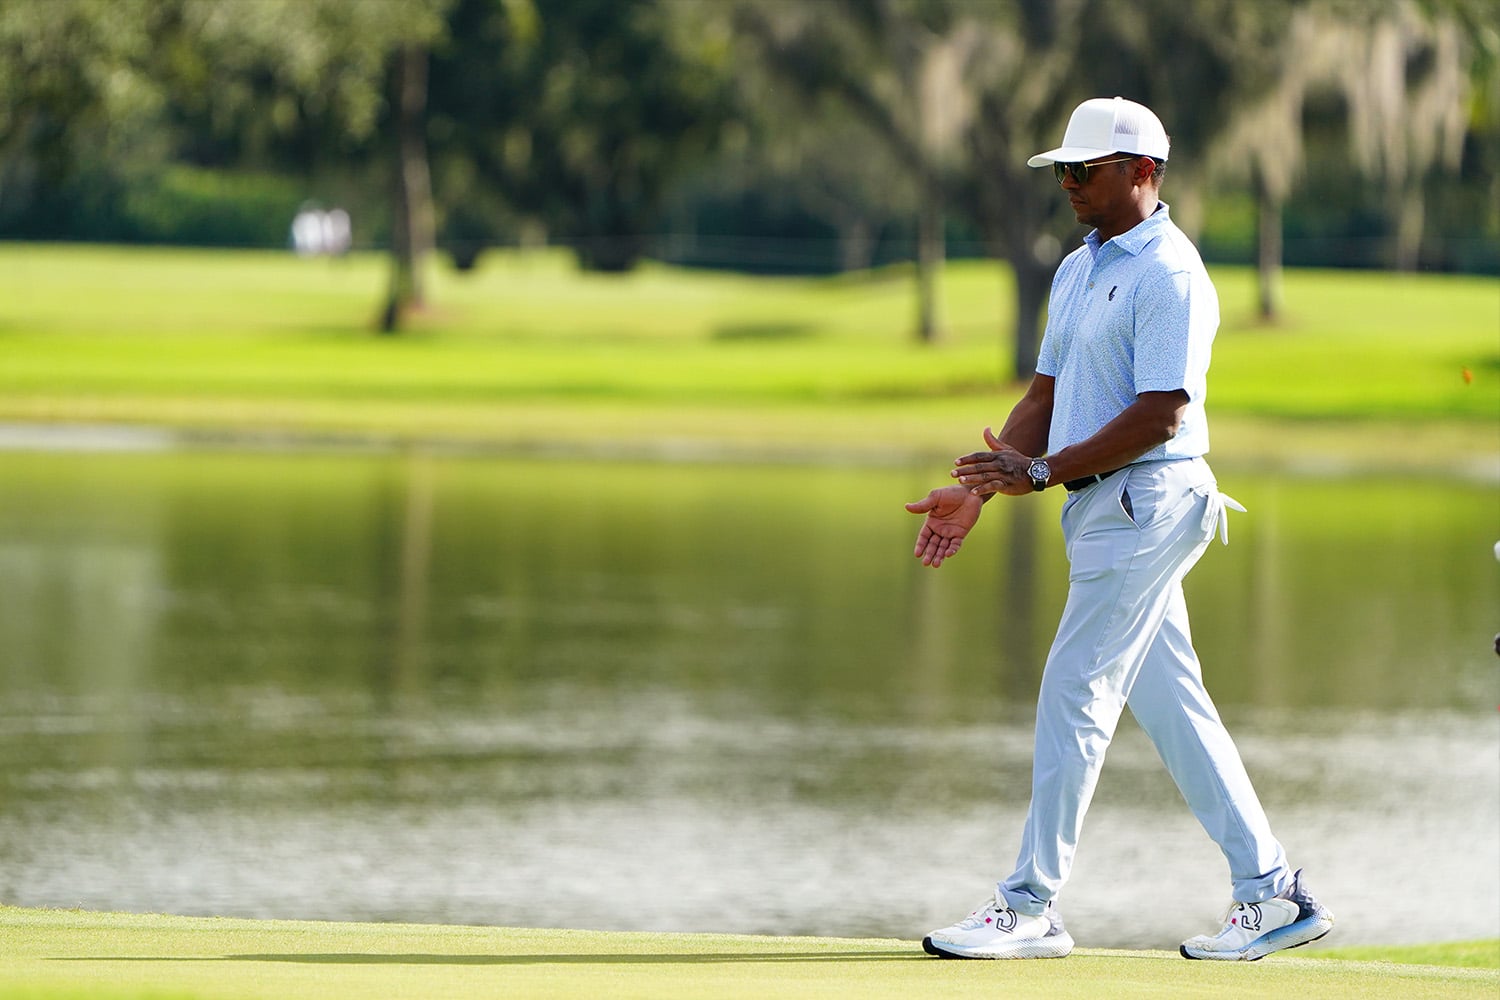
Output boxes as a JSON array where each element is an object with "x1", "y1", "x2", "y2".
[{"x1": 1027, "y1": 458, "x2": 1051, "y2": 492}]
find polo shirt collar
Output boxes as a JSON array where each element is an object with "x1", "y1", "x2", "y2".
[{"x1": 1084, "y1": 201, "x2": 1170, "y2": 256}]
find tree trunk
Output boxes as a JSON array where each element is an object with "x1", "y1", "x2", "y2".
[
  {"x1": 382, "y1": 44, "x2": 435, "y2": 334},
  {"x1": 1392, "y1": 185, "x2": 1424, "y2": 272},
  {"x1": 1010, "y1": 254, "x2": 1051, "y2": 381},
  {"x1": 915, "y1": 174, "x2": 945, "y2": 343},
  {"x1": 1255, "y1": 181, "x2": 1283, "y2": 322},
  {"x1": 579, "y1": 229, "x2": 647, "y2": 272},
  {"x1": 838, "y1": 217, "x2": 875, "y2": 273}
]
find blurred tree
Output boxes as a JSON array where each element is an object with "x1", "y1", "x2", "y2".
[
  {"x1": 734, "y1": 0, "x2": 982, "y2": 343},
  {"x1": 1207, "y1": 0, "x2": 1485, "y2": 316},
  {"x1": 952, "y1": 0, "x2": 1094, "y2": 380},
  {"x1": 1201, "y1": 4, "x2": 1328, "y2": 320},
  {"x1": 736, "y1": 0, "x2": 1306, "y2": 371},
  {"x1": 757, "y1": 111, "x2": 911, "y2": 273},
  {"x1": 1423, "y1": 0, "x2": 1500, "y2": 274},
  {"x1": 428, "y1": 0, "x2": 735, "y2": 273},
  {"x1": 384, "y1": 41, "x2": 437, "y2": 332},
  {"x1": 1332, "y1": 0, "x2": 1476, "y2": 271},
  {"x1": 0, "y1": 0, "x2": 166, "y2": 221},
  {"x1": 737, "y1": 0, "x2": 1492, "y2": 370},
  {"x1": 718, "y1": 56, "x2": 917, "y2": 274},
  {"x1": 657, "y1": 93, "x2": 916, "y2": 274},
  {"x1": 969, "y1": 1, "x2": 1265, "y2": 364},
  {"x1": 423, "y1": 0, "x2": 542, "y2": 270},
  {"x1": 0, "y1": 0, "x2": 449, "y2": 332},
  {"x1": 5, "y1": 0, "x2": 1494, "y2": 350},
  {"x1": 152, "y1": 0, "x2": 451, "y2": 331}
]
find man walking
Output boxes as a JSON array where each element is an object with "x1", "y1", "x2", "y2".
[{"x1": 905, "y1": 97, "x2": 1333, "y2": 962}]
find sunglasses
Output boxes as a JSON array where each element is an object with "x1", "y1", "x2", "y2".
[{"x1": 1052, "y1": 156, "x2": 1140, "y2": 185}]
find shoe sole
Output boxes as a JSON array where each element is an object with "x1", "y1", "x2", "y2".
[
  {"x1": 923, "y1": 933, "x2": 1075, "y2": 960},
  {"x1": 1180, "y1": 912, "x2": 1334, "y2": 962}
]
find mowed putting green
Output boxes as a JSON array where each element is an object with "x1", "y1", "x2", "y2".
[{"x1": 2, "y1": 908, "x2": 1496, "y2": 1000}]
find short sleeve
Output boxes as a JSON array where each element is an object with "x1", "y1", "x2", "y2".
[
  {"x1": 1133, "y1": 268, "x2": 1201, "y2": 399},
  {"x1": 1035, "y1": 266, "x2": 1072, "y2": 377}
]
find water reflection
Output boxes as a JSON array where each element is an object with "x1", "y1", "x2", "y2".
[{"x1": 0, "y1": 450, "x2": 1495, "y2": 947}]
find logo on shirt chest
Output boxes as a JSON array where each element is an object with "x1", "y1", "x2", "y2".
[{"x1": 1108, "y1": 285, "x2": 1118, "y2": 301}]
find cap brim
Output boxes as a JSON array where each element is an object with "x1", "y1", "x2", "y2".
[{"x1": 1026, "y1": 145, "x2": 1115, "y2": 167}]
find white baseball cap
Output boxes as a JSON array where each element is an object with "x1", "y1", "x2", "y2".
[{"x1": 1027, "y1": 96, "x2": 1170, "y2": 167}]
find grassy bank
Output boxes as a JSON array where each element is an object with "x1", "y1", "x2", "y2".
[
  {"x1": 2, "y1": 908, "x2": 1496, "y2": 1000},
  {"x1": 0, "y1": 243, "x2": 1495, "y2": 474}
]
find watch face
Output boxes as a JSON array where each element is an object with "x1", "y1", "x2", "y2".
[{"x1": 1029, "y1": 460, "x2": 1049, "y2": 483}]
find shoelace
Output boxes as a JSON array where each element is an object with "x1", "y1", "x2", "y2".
[
  {"x1": 1217, "y1": 902, "x2": 1247, "y2": 930},
  {"x1": 958, "y1": 894, "x2": 1026, "y2": 932},
  {"x1": 957, "y1": 896, "x2": 1007, "y2": 929}
]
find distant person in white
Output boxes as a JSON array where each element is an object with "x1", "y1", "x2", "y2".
[
  {"x1": 905, "y1": 97, "x2": 1334, "y2": 962},
  {"x1": 291, "y1": 206, "x2": 352, "y2": 257}
]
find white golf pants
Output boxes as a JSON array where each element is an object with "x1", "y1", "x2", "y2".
[{"x1": 1000, "y1": 458, "x2": 1290, "y2": 914}]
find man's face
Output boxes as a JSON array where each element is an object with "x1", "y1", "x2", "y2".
[{"x1": 1056, "y1": 154, "x2": 1145, "y2": 232}]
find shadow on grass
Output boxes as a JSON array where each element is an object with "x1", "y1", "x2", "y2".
[
  {"x1": 64, "y1": 950, "x2": 1185, "y2": 966},
  {"x1": 63, "y1": 951, "x2": 924, "y2": 965},
  {"x1": 711, "y1": 322, "x2": 816, "y2": 342}
]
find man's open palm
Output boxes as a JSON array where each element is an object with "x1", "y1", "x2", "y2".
[{"x1": 905, "y1": 485, "x2": 984, "y2": 567}]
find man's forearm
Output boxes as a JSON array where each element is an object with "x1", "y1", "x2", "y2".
[
  {"x1": 995, "y1": 375, "x2": 1055, "y2": 457},
  {"x1": 995, "y1": 400, "x2": 1050, "y2": 456},
  {"x1": 1042, "y1": 390, "x2": 1187, "y2": 485}
]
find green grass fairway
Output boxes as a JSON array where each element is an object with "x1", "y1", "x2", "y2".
[
  {"x1": 0, "y1": 243, "x2": 1494, "y2": 473},
  {"x1": 2, "y1": 908, "x2": 1496, "y2": 1000}
]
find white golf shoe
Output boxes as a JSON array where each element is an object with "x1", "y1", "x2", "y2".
[
  {"x1": 1180, "y1": 868, "x2": 1334, "y2": 961},
  {"x1": 922, "y1": 893, "x2": 1074, "y2": 960}
]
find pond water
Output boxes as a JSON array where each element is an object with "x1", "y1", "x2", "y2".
[{"x1": 0, "y1": 449, "x2": 1495, "y2": 949}]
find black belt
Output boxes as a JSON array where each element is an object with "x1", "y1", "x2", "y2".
[{"x1": 1063, "y1": 467, "x2": 1127, "y2": 492}]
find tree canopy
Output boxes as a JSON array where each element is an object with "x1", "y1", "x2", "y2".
[{"x1": 0, "y1": 0, "x2": 1493, "y2": 354}]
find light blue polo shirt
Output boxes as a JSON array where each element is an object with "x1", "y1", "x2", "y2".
[{"x1": 1035, "y1": 202, "x2": 1218, "y2": 461}]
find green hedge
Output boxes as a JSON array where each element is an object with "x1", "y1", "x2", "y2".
[{"x1": 1, "y1": 165, "x2": 318, "y2": 249}]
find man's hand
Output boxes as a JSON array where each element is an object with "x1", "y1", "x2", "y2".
[
  {"x1": 905, "y1": 485, "x2": 985, "y2": 567},
  {"x1": 952, "y1": 427, "x2": 1035, "y2": 497}
]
